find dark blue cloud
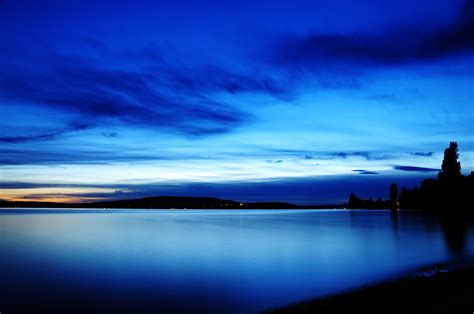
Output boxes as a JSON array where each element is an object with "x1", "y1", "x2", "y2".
[
  {"x1": 411, "y1": 152, "x2": 434, "y2": 157},
  {"x1": 265, "y1": 160, "x2": 283, "y2": 163},
  {"x1": 269, "y1": 150, "x2": 392, "y2": 161},
  {"x1": 1, "y1": 64, "x2": 235, "y2": 137},
  {"x1": 0, "y1": 182, "x2": 62, "y2": 189},
  {"x1": 0, "y1": 181, "x2": 133, "y2": 189},
  {"x1": 393, "y1": 166, "x2": 439, "y2": 172},
  {"x1": 0, "y1": 46, "x2": 290, "y2": 140},
  {"x1": 334, "y1": 152, "x2": 383, "y2": 160},
  {"x1": 352, "y1": 170, "x2": 379, "y2": 175},
  {"x1": 102, "y1": 132, "x2": 119, "y2": 138},
  {"x1": 269, "y1": 150, "x2": 408, "y2": 164},
  {"x1": 0, "y1": 147, "x2": 173, "y2": 165},
  {"x1": 166, "y1": 65, "x2": 288, "y2": 98},
  {"x1": 0, "y1": 122, "x2": 90, "y2": 143},
  {"x1": 272, "y1": 0, "x2": 474, "y2": 67}
]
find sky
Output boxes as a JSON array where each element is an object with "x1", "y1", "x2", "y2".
[{"x1": 0, "y1": 0, "x2": 473, "y2": 204}]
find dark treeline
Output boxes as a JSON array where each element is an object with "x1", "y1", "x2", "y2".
[
  {"x1": 347, "y1": 194, "x2": 390, "y2": 210},
  {"x1": 0, "y1": 196, "x2": 302, "y2": 210},
  {"x1": 0, "y1": 196, "x2": 342, "y2": 210},
  {"x1": 348, "y1": 142, "x2": 473, "y2": 215}
]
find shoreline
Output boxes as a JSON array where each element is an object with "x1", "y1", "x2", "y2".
[
  {"x1": 0, "y1": 207, "x2": 421, "y2": 211},
  {"x1": 265, "y1": 261, "x2": 474, "y2": 313}
]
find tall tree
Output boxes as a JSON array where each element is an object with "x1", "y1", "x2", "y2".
[
  {"x1": 390, "y1": 183, "x2": 398, "y2": 210},
  {"x1": 438, "y1": 142, "x2": 462, "y2": 182},
  {"x1": 390, "y1": 183, "x2": 398, "y2": 203}
]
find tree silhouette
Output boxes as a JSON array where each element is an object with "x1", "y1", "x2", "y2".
[
  {"x1": 348, "y1": 142, "x2": 472, "y2": 213},
  {"x1": 348, "y1": 193, "x2": 361, "y2": 209},
  {"x1": 390, "y1": 183, "x2": 398, "y2": 210},
  {"x1": 438, "y1": 141, "x2": 461, "y2": 182}
]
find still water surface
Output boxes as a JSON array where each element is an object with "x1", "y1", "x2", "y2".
[{"x1": 1, "y1": 209, "x2": 473, "y2": 313}]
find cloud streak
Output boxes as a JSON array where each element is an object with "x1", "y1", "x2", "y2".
[
  {"x1": 393, "y1": 166, "x2": 439, "y2": 172},
  {"x1": 0, "y1": 47, "x2": 289, "y2": 141},
  {"x1": 352, "y1": 170, "x2": 379, "y2": 175},
  {"x1": 411, "y1": 152, "x2": 434, "y2": 157},
  {"x1": 0, "y1": 122, "x2": 91, "y2": 143},
  {"x1": 272, "y1": 0, "x2": 474, "y2": 67}
]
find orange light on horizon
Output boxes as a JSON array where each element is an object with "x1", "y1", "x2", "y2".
[
  {"x1": 0, "y1": 187, "x2": 117, "y2": 203},
  {"x1": 1, "y1": 195, "x2": 106, "y2": 203}
]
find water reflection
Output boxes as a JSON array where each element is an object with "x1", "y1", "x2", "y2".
[
  {"x1": 390, "y1": 211, "x2": 400, "y2": 235},
  {"x1": 440, "y1": 216, "x2": 468, "y2": 258},
  {"x1": 0, "y1": 209, "x2": 473, "y2": 313}
]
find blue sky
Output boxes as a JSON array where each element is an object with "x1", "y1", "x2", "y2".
[{"x1": 0, "y1": 0, "x2": 473, "y2": 204}]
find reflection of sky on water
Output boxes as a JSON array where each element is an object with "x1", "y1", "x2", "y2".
[{"x1": 1, "y1": 210, "x2": 473, "y2": 313}]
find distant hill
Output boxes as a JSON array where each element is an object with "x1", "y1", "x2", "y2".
[
  {"x1": 0, "y1": 196, "x2": 340, "y2": 209},
  {"x1": 89, "y1": 196, "x2": 302, "y2": 209}
]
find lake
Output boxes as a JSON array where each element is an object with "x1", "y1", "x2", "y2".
[{"x1": 1, "y1": 209, "x2": 473, "y2": 313}]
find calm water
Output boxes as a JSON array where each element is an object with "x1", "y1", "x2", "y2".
[{"x1": 1, "y1": 209, "x2": 473, "y2": 313}]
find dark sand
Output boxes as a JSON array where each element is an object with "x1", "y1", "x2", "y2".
[{"x1": 266, "y1": 263, "x2": 474, "y2": 314}]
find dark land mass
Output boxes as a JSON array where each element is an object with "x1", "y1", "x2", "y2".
[
  {"x1": 266, "y1": 263, "x2": 474, "y2": 314},
  {"x1": 0, "y1": 196, "x2": 342, "y2": 210}
]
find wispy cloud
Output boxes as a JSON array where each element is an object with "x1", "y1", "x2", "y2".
[
  {"x1": 0, "y1": 46, "x2": 290, "y2": 141},
  {"x1": 393, "y1": 165, "x2": 438, "y2": 172},
  {"x1": 411, "y1": 152, "x2": 434, "y2": 157},
  {"x1": 271, "y1": 0, "x2": 474, "y2": 67},
  {"x1": 265, "y1": 159, "x2": 283, "y2": 164},
  {"x1": 0, "y1": 146, "x2": 173, "y2": 165},
  {"x1": 352, "y1": 169, "x2": 379, "y2": 175},
  {"x1": 0, "y1": 122, "x2": 91, "y2": 143}
]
